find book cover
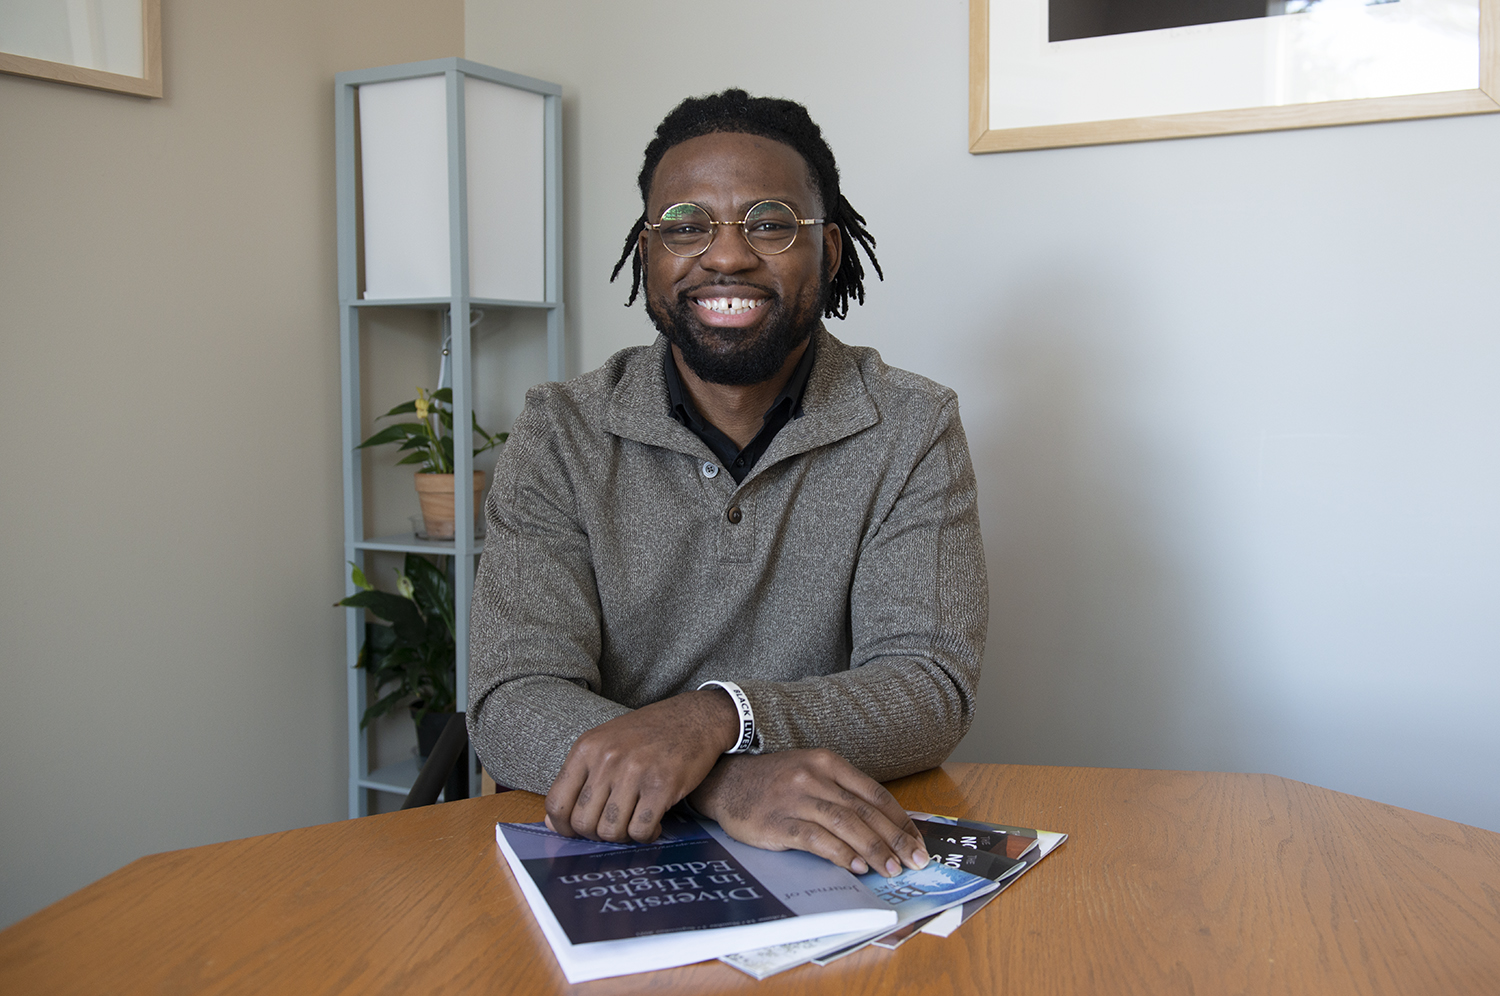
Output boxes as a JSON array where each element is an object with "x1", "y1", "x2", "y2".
[{"x1": 494, "y1": 813, "x2": 896, "y2": 983}]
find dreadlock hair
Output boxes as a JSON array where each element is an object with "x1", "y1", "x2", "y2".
[{"x1": 609, "y1": 89, "x2": 882, "y2": 321}]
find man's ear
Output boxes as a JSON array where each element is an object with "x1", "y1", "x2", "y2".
[
  {"x1": 824, "y1": 223, "x2": 843, "y2": 281},
  {"x1": 637, "y1": 229, "x2": 652, "y2": 293}
]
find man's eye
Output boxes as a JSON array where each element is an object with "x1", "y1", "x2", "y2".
[
  {"x1": 663, "y1": 223, "x2": 707, "y2": 236},
  {"x1": 748, "y1": 220, "x2": 792, "y2": 233}
]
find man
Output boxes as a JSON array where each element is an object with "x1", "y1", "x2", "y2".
[{"x1": 468, "y1": 90, "x2": 987, "y2": 880}]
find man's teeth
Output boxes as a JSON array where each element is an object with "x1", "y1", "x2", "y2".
[{"x1": 697, "y1": 297, "x2": 765, "y2": 315}]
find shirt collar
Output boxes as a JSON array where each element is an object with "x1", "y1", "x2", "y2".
[{"x1": 663, "y1": 334, "x2": 818, "y2": 431}]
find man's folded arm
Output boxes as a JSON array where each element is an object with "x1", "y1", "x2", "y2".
[
  {"x1": 466, "y1": 407, "x2": 629, "y2": 795},
  {"x1": 730, "y1": 401, "x2": 988, "y2": 781}
]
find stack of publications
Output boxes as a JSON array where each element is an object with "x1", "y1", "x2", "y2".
[{"x1": 494, "y1": 809, "x2": 1067, "y2": 983}]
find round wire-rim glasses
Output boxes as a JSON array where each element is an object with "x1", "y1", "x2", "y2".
[{"x1": 644, "y1": 200, "x2": 825, "y2": 258}]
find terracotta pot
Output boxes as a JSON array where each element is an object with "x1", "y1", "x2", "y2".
[{"x1": 413, "y1": 472, "x2": 485, "y2": 539}]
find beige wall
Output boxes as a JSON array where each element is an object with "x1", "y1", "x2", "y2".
[{"x1": 0, "y1": 0, "x2": 463, "y2": 926}]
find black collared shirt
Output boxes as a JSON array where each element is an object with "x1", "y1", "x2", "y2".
[{"x1": 664, "y1": 338, "x2": 816, "y2": 484}]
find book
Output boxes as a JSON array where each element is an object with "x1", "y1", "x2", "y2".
[
  {"x1": 493, "y1": 812, "x2": 897, "y2": 983},
  {"x1": 722, "y1": 844, "x2": 1002, "y2": 978}
]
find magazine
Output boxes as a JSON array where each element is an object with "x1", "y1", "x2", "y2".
[
  {"x1": 722, "y1": 844, "x2": 1001, "y2": 978},
  {"x1": 908, "y1": 812, "x2": 1068, "y2": 938},
  {"x1": 869, "y1": 820, "x2": 1032, "y2": 949},
  {"x1": 722, "y1": 810, "x2": 1067, "y2": 977},
  {"x1": 494, "y1": 812, "x2": 897, "y2": 983}
]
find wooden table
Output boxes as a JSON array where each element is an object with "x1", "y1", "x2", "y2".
[{"x1": 4, "y1": 764, "x2": 1499, "y2": 994}]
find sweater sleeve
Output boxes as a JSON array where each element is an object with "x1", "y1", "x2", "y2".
[
  {"x1": 466, "y1": 396, "x2": 630, "y2": 794},
  {"x1": 731, "y1": 401, "x2": 989, "y2": 782}
]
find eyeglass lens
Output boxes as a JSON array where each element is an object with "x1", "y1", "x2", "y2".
[{"x1": 657, "y1": 201, "x2": 801, "y2": 256}]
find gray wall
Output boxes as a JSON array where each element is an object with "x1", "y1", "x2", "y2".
[
  {"x1": 467, "y1": 0, "x2": 1500, "y2": 830},
  {"x1": 0, "y1": 0, "x2": 463, "y2": 928}
]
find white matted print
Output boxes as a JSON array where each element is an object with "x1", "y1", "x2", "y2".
[
  {"x1": 969, "y1": 0, "x2": 1499, "y2": 152},
  {"x1": 0, "y1": 0, "x2": 161, "y2": 98}
]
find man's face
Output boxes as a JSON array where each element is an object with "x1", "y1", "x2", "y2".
[{"x1": 640, "y1": 131, "x2": 842, "y2": 386}]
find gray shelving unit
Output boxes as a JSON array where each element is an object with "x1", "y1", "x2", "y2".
[{"x1": 335, "y1": 58, "x2": 562, "y2": 817}]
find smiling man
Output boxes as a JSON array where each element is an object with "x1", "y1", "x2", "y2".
[{"x1": 468, "y1": 90, "x2": 987, "y2": 879}]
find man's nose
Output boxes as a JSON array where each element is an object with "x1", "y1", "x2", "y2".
[{"x1": 697, "y1": 223, "x2": 761, "y2": 274}]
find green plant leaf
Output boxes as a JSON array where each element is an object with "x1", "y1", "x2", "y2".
[
  {"x1": 348, "y1": 561, "x2": 374, "y2": 591},
  {"x1": 404, "y1": 554, "x2": 451, "y2": 610},
  {"x1": 355, "y1": 424, "x2": 423, "y2": 449},
  {"x1": 359, "y1": 686, "x2": 412, "y2": 729},
  {"x1": 366, "y1": 623, "x2": 396, "y2": 652},
  {"x1": 430, "y1": 387, "x2": 453, "y2": 404},
  {"x1": 341, "y1": 547, "x2": 457, "y2": 729},
  {"x1": 381, "y1": 400, "x2": 420, "y2": 417},
  {"x1": 336, "y1": 589, "x2": 426, "y2": 645}
]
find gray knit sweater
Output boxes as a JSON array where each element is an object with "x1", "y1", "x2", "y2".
[{"x1": 467, "y1": 327, "x2": 988, "y2": 794}]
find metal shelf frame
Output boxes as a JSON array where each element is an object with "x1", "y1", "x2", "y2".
[{"x1": 335, "y1": 58, "x2": 562, "y2": 817}]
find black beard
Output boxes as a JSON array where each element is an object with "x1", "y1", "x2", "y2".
[{"x1": 647, "y1": 274, "x2": 828, "y2": 386}]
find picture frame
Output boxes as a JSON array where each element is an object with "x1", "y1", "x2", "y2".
[
  {"x1": 969, "y1": 0, "x2": 1499, "y2": 152},
  {"x1": 0, "y1": 0, "x2": 162, "y2": 98}
]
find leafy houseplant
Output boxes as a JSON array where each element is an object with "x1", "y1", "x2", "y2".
[
  {"x1": 356, "y1": 387, "x2": 507, "y2": 538},
  {"x1": 337, "y1": 555, "x2": 456, "y2": 731}
]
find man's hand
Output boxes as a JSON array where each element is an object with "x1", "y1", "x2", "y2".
[
  {"x1": 545, "y1": 688, "x2": 738, "y2": 843},
  {"x1": 687, "y1": 749, "x2": 930, "y2": 877}
]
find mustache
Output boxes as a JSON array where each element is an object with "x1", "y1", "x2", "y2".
[{"x1": 677, "y1": 279, "x2": 778, "y2": 301}]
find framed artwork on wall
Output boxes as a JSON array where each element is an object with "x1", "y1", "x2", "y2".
[
  {"x1": 969, "y1": 0, "x2": 1499, "y2": 152},
  {"x1": 0, "y1": 0, "x2": 161, "y2": 98}
]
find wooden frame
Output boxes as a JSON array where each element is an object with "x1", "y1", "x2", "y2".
[
  {"x1": 0, "y1": 0, "x2": 161, "y2": 98},
  {"x1": 970, "y1": 0, "x2": 1500, "y2": 153}
]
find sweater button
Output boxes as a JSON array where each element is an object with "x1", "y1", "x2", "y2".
[
  {"x1": 726, "y1": 505, "x2": 743, "y2": 524},
  {"x1": 701, "y1": 461, "x2": 719, "y2": 479}
]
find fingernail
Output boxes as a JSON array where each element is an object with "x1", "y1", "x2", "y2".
[
  {"x1": 911, "y1": 849, "x2": 930, "y2": 869},
  {"x1": 851, "y1": 857, "x2": 869, "y2": 874},
  {"x1": 886, "y1": 858, "x2": 902, "y2": 877}
]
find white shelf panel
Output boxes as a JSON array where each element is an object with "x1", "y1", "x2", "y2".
[
  {"x1": 346, "y1": 296, "x2": 558, "y2": 310},
  {"x1": 359, "y1": 756, "x2": 422, "y2": 795},
  {"x1": 354, "y1": 532, "x2": 487, "y2": 555}
]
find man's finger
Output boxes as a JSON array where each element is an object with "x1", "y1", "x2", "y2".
[
  {"x1": 544, "y1": 760, "x2": 588, "y2": 838},
  {"x1": 567, "y1": 779, "x2": 611, "y2": 839},
  {"x1": 810, "y1": 795, "x2": 913, "y2": 877},
  {"x1": 627, "y1": 789, "x2": 669, "y2": 843},
  {"x1": 829, "y1": 765, "x2": 928, "y2": 869},
  {"x1": 776, "y1": 817, "x2": 869, "y2": 875},
  {"x1": 593, "y1": 785, "x2": 641, "y2": 843}
]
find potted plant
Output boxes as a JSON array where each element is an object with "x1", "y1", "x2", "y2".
[
  {"x1": 337, "y1": 555, "x2": 457, "y2": 760},
  {"x1": 356, "y1": 387, "x2": 507, "y2": 538}
]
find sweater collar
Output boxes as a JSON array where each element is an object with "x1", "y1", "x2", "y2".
[{"x1": 602, "y1": 325, "x2": 879, "y2": 472}]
